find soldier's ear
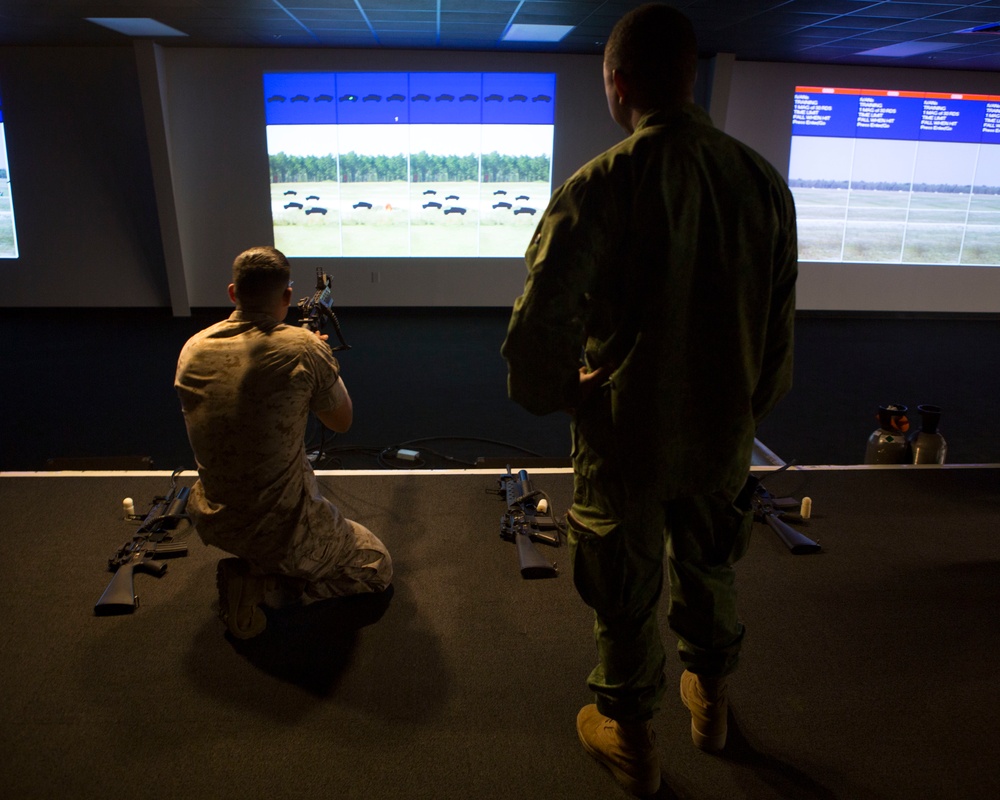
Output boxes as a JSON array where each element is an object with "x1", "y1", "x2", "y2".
[{"x1": 612, "y1": 69, "x2": 630, "y2": 106}]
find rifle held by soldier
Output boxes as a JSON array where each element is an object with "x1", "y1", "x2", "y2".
[{"x1": 298, "y1": 267, "x2": 351, "y2": 351}]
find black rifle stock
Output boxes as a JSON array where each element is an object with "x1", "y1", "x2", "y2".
[
  {"x1": 94, "y1": 484, "x2": 191, "y2": 615},
  {"x1": 495, "y1": 467, "x2": 560, "y2": 579},
  {"x1": 298, "y1": 267, "x2": 351, "y2": 351},
  {"x1": 94, "y1": 542, "x2": 187, "y2": 613}
]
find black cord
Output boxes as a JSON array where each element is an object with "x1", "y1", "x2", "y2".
[
  {"x1": 377, "y1": 444, "x2": 466, "y2": 469},
  {"x1": 393, "y1": 436, "x2": 544, "y2": 458},
  {"x1": 378, "y1": 436, "x2": 546, "y2": 469},
  {"x1": 306, "y1": 436, "x2": 549, "y2": 471},
  {"x1": 311, "y1": 444, "x2": 386, "y2": 470}
]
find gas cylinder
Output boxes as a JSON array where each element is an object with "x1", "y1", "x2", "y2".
[
  {"x1": 910, "y1": 404, "x2": 947, "y2": 464},
  {"x1": 864, "y1": 403, "x2": 911, "y2": 464}
]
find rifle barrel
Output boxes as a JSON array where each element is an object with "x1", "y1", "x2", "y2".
[{"x1": 764, "y1": 513, "x2": 821, "y2": 554}]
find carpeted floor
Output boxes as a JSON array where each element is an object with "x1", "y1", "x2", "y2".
[{"x1": 1, "y1": 467, "x2": 998, "y2": 799}]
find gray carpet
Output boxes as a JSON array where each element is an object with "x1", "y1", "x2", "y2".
[{"x1": 1, "y1": 467, "x2": 998, "y2": 799}]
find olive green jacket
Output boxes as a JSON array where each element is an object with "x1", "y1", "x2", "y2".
[{"x1": 502, "y1": 105, "x2": 797, "y2": 499}]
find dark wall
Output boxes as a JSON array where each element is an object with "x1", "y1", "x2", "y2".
[
  {"x1": 754, "y1": 314, "x2": 1000, "y2": 467},
  {"x1": 0, "y1": 47, "x2": 166, "y2": 306},
  {"x1": 4, "y1": 45, "x2": 998, "y2": 313},
  {"x1": 2, "y1": 309, "x2": 997, "y2": 471},
  {"x1": 0, "y1": 49, "x2": 996, "y2": 472},
  {"x1": 0, "y1": 307, "x2": 570, "y2": 471},
  {"x1": 0, "y1": 45, "x2": 627, "y2": 310}
]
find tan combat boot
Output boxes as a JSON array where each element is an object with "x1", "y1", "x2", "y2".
[
  {"x1": 216, "y1": 558, "x2": 271, "y2": 639},
  {"x1": 576, "y1": 704, "x2": 660, "y2": 797},
  {"x1": 680, "y1": 669, "x2": 728, "y2": 752}
]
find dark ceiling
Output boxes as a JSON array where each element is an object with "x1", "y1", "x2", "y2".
[{"x1": 1, "y1": 1, "x2": 999, "y2": 71}]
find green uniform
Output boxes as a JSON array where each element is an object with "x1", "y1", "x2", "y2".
[{"x1": 502, "y1": 105, "x2": 796, "y2": 721}]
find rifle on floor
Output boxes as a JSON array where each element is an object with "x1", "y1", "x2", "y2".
[
  {"x1": 493, "y1": 466, "x2": 561, "y2": 579},
  {"x1": 747, "y1": 466, "x2": 821, "y2": 555},
  {"x1": 94, "y1": 474, "x2": 191, "y2": 615}
]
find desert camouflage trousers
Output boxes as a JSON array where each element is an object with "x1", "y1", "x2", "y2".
[
  {"x1": 281, "y1": 516, "x2": 393, "y2": 601},
  {"x1": 191, "y1": 483, "x2": 393, "y2": 603}
]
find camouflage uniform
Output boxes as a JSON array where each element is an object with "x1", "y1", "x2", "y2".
[
  {"x1": 502, "y1": 105, "x2": 796, "y2": 722},
  {"x1": 175, "y1": 310, "x2": 392, "y2": 599}
]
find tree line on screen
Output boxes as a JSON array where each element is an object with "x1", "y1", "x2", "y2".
[
  {"x1": 270, "y1": 150, "x2": 551, "y2": 183},
  {"x1": 790, "y1": 178, "x2": 1000, "y2": 195}
]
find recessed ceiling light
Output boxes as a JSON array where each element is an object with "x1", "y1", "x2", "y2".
[
  {"x1": 959, "y1": 22, "x2": 1000, "y2": 34},
  {"x1": 502, "y1": 24, "x2": 573, "y2": 43},
  {"x1": 86, "y1": 18, "x2": 188, "y2": 37},
  {"x1": 856, "y1": 41, "x2": 960, "y2": 58}
]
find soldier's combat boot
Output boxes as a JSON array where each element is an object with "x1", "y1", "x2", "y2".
[
  {"x1": 576, "y1": 704, "x2": 660, "y2": 797},
  {"x1": 216, "y1": 558, "x2": 270, "y2": 639},
  {"x1": 680, "y1": 670, "x2": 728, "y2": 752}
]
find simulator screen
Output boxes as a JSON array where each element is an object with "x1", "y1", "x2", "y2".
[
  {"x1": 0, "y1": 84, "x2": 17, "y2": 259},
  {"x1": 264, "y1": 71, "x2": 555, "y2": 258},
  {"x1": 788, "y1": 86, "x2": 1000, "y2": 265}
]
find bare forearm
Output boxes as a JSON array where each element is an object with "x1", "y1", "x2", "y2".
[{"x1": 314, "y1": 377, "x2": 353, "y2": 432}]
